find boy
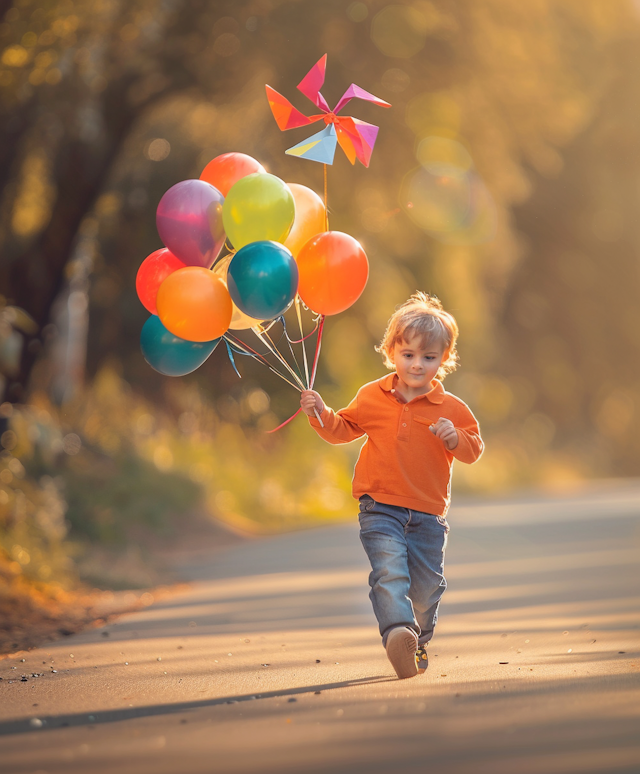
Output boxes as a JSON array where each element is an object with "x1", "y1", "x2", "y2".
[{"x1": 300, "y1": 292, "x2": 483, "y2": 679}]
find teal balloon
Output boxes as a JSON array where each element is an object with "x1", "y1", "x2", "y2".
[
  {"x1": 141, "y1": 315, "x2": 220, "y2": 376},
  {"x1": 227, "y1": 241, "x2": 298, "y2": 320}
]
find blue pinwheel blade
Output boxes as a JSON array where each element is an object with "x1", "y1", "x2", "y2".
[{"x1": 285, "y1": 124, "x2": 337, "y2": 165}]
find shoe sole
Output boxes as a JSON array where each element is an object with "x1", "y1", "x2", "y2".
[{"x1": 386, "y1": 628, "x2": 418, "y2": 679}]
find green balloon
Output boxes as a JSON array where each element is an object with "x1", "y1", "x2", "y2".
[{"x1": 222, "y1": 173, "x2": 295, "y2": 250}]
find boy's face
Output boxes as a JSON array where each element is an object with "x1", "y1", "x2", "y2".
[{"x1": 391, "y1": 334, "x2": 445, "y2": 393}]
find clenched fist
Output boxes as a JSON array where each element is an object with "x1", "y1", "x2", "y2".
[
  {"x1": 430, "y1": 417, "x2": 459, "y2": 450},
  {"x1": 300, "y1": 390, "x2": 325, "y2": 417}
]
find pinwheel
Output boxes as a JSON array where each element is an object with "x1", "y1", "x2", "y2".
[{"x1": 266, "y1": 54, "x2": 391, "y2": 167}]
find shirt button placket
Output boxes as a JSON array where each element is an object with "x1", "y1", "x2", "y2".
[{"x1": 398, "y1": 405, "x2": 410, "y2": 438}]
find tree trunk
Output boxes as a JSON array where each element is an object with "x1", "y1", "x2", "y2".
[{"x1": 5, "y1": 79, "x2": 140, "y2": 402}]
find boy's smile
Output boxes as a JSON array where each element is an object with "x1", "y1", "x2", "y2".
[{"x1": 391, "y1": 335, "x2": 445, "y2": 400}]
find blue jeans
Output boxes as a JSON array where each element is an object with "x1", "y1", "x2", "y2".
[{"x1": 358, "y1": 495, "x2": 449, "y2": 647}]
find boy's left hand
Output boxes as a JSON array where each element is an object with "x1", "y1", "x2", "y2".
[{"x1": 430, "y1": 417, "x2": 459, "y2": 450}]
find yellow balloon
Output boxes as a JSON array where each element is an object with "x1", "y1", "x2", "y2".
[
  {"x1": 284, "y1": 184, "x2": 327, "y2": 258},
  {"x1": 222, "y1": 173, "x2": 295, "y2": 250},
  {"x1": 212, "y1": 255, "x2": 263, "y2": 330}
]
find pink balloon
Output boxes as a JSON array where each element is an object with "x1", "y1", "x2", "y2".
[{"x1": 156, "y1": 179, "x2": 225, "y2": 269}]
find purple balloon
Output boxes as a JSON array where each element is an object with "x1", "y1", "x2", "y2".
[{"x1": 156, "y1": 179, "x2": 225, "y2": 269}]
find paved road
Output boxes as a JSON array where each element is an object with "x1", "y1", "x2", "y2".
[{"x1": 1, "y1": 481, "x2": 640, "y2": 774}]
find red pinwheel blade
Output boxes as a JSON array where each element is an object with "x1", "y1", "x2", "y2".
[{"x1": 297, "y1": 54, "x2": 331, "y2": 113}]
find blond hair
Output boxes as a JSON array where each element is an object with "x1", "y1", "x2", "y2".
[{"x1": 375, "y1": 292, "x2": 459, "y2": 380}]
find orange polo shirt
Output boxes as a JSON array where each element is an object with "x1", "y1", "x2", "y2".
[{"x1": 309, "y1": 373, "x2": 483, "y2": 516}]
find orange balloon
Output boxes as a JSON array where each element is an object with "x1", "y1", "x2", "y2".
[
  {"x1": 156, "y1": 267, "x2": 232, "y2": 342},
  {"x1": 297, "y1": 232, "x2": 369, "y2": 316},
  {"x1": 200, "y1": 153, "x2": 266, "y2": 197},
  {"x1": 284, "y1": 183, "x2": 327, "y2": 258},
  {"x1": 212, "y1": 255, "x2": 263, "y2": 330}
]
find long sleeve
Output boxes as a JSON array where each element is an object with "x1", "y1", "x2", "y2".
[
  {"x1": 308, "y1": 392, "x2": 365, "y2": 445},
  {"x1": 450, "y1": 409, "x2": 484, "y2": 464}
]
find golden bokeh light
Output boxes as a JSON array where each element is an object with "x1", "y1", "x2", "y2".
[
  {"x1": 371, "y1": 5, "x2": 430, "y2": 58},
  {"x1": 405, "y1": 91, "x2": 461, "y2": 138},
  {"x1": 347, "y1": 3, "x2": 369, "y2": 23}
]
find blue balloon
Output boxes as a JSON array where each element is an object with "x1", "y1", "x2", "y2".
[
  {"x1": 227, "y1": 241, "x2": 298, "y2": 320},
  {"x1": 140, "y1": 315, "x2": 220, "y2": 376}
]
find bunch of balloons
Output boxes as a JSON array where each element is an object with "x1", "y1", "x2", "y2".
[{"x1": 137, "y1": 151, "x2": 369, "y2": 383}]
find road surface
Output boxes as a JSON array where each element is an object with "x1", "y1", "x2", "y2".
[{"x1": 1, "y1": 481, "x2": 639, "y2": 774}]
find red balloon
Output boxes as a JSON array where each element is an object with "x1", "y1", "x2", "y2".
[
  {"x1": 297, "y1": 232, "x2": 369, "y2": 316},
  {"x1": 136, "y1": 248, "x2": 185, "y2": 315},
  {"x1": 200, "y1": 153, "x2": 266, "y2": 197}
]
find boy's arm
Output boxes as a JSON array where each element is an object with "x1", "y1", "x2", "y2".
[
  {"x1": 449, "y1": 409, "x2": 484, "y2": 464},
  {"x1": 303, "y1": 390, "x2": 365, "y2": 445}
]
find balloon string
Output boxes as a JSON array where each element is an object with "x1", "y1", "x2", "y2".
[
  {"x1": 225, "y1": 327, "x2": 300, "y2": 388},
  {"x1": 284, "y1": 319, "x2": 320, "y2": 344},
  {"x1": 279, "y1": 316, "x2": 306, "y2": 388},
  {"x1": 310, "y1": 314, "x2": 325, "y2": 388},
  {"x1": 304, "y1": 313, "x2": 325, "y2": 426},
  {"x1": 252, "y1": 326, "x2": 306, "y2": 390},
  {"x1": 224, "y1": 331, "x2": 271, "y2": 367},
  {"x1": 294, "y1": 295, "x2": 311, "y2": 388},
  {"x1": 225, "y1": 340, "x2": 243, "y2": 379},
  {"x1": 223, "y1": 332, "x2": 302, "y2": 392},
  {"x1": 265, "y1": 407, "x2": 303, "y2": 434},
  {"x1": 265, "y1": 314, "x2": 326, "y2": 433}
]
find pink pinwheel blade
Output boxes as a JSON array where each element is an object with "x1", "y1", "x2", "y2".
[
  {"x1": 297, "y1": 54, "x2": 331, "y2": 113},
  {"x1": 334, "y1": 84, "x2": 391, "y2": 115},
  {"x1": 336, "y1": 117, "x2": 380, "y2": 167},
  {"x1": 355, "y1": 119, "x2": 380, "y2": 152}
]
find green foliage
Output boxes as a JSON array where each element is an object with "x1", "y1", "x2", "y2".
[
  {"x1": 62, "y1": 452, "x2": 200, "y2": 545},
  {"x1": 0, "y1": 452, "x2": 74, "y2": 590},
  {"x1": 1, "y1": 362, "x2": 362, "y2": 594}
]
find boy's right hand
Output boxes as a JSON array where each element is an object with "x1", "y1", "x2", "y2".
[{"x1": 300, "y1": 390, "x2": 325, "y2": 417}]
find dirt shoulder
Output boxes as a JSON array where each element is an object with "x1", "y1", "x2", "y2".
[{"x1": 0, "y1": 511, "x2": 247, "y2": 658}]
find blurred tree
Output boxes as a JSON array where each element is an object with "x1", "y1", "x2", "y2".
[
  {"x1": 502, "y1": 29, "x2": 640, "y2": 479},
  {"x1": 0, "y1": 0, "x2": 263, "y2": 401}
]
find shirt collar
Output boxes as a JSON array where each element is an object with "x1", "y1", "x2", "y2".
[{"x1": 379, "y1": 373, "x2": 445, "y2": 404}]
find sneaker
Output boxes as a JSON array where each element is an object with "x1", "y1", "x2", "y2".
[
  {"x1": 416, "y1": 645, "x2": 428, "y2": 674},
  {"x1": 385, "y1": 626, "x2": 419, "y2": 679}
]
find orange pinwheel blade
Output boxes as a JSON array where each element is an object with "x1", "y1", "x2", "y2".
[
  {"x1": 265, "y1": 85, "x2": 319, "y2": 131},
  {"x1": 335, "y1": 122, "x2": 357, "y2": 165}
]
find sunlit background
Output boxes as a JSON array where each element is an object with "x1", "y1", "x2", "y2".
[{"x1": 1, "y1": 0, "x2": 640, "y2": 614}]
